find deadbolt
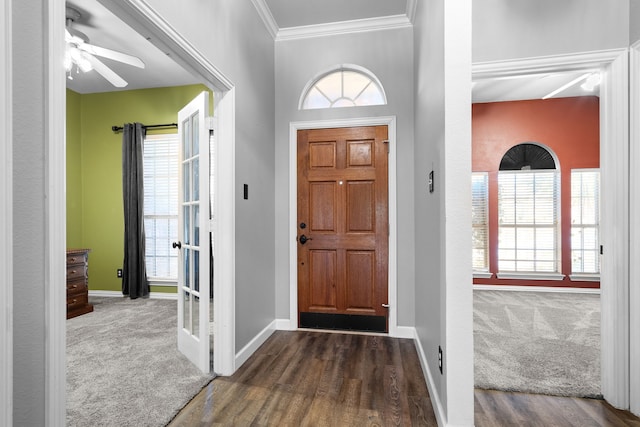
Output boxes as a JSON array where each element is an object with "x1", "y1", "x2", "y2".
[{"x1": 299, "y1": 222, "x2": 306, "y2": 229}]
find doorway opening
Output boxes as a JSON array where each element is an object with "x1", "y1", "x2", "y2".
[
  {"x1": 51, "y1": 0, "x2": 237, "y2": 422},
  {"x1": 471, "y1": 49, "x2": 629, "y2": 405}
]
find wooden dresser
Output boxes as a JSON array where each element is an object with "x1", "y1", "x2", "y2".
[{"x1": 67, "y1": 249, "x2": 94, "y2": 319}]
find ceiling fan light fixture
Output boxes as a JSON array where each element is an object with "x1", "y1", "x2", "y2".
[{"x1": 64, "y1": 49, "x2": 72, "y2": 72}]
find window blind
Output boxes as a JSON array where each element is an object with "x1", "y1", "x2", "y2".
[
  {"x1": 498, "y1": 170, "x2": 560, "y2": 273},
  {"x1": 143, "y1": 133, "x2": 179, "y2": 280},
  {"x1": 571, "y1": 169, "x2": 600, "y2": 274},
  {"x1": 472, "y1": 172, "x2": 489, "y2": 271}
]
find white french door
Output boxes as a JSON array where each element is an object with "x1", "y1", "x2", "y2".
[{"x1": 176, "y1": 91, "x2": 211, "y2": 373}]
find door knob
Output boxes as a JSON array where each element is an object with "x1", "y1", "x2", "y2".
[
  {"x1": 299, "y1": 234, "x2": 312, "y2": 245},
  {"x1": 172, "y1": 241, "x2": 182, "y2": 249}
]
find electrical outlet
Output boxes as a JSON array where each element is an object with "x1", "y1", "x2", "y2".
[
  {"x1": 438, "y1": 346, "x2": 443, "y2": 374},
  {"x1": 117, "y1": 269, "x2": 123, "y2": 278}
]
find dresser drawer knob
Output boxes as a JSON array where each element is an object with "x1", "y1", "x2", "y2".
[{"x1": 69, "y1": 257, "x2": 76, "y2": 262}]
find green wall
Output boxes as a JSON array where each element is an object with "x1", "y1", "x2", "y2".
[
  {"x1": 66, "y1": 84, "x2": 209, "y2": 294},
  {"x1": 66, "y1": 89, "x2": 83, "y2": 248}
]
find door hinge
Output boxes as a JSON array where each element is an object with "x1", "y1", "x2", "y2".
[{"x1": 383, "y1": 139, "x2": 390, "y2": 154}]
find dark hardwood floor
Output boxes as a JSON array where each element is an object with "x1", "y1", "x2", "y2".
[{"x1": 168, "y1": 330, "x2": 640, "y2": 426}]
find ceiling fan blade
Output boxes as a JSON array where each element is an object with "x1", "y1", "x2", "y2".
[
  {"x1": 86, "y1": 54, "x2": 128, "y2": 88},
  {"x1": 80, "y1": 44, "x2": 145, "y2": 69}
]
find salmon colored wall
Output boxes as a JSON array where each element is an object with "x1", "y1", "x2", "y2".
[{"x1": 472, "y1": 96, "x2": 600, "y2": 288}]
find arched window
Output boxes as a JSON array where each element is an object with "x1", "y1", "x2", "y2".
[
  {"x1": 497, "y1": 143, "x2": 561, "y2": 275},
  {"x1": 299, "y1": 65, "x2": 387, "y2": 110}
]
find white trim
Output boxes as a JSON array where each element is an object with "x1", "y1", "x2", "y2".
[
  {"x1": 147, "y1": 279, "x2": 178, "y2": 287},
  {"x1": 394, "y1": 326, "x2": 415, "y2": 339},
  {"x1": 288, "y1": 116, "x2": 399, "y2": 336},
  {"x1": 276, "y1": 14, "x2": 412, "y2": 42},
  {"x1": 0, "y1": 0, "x2": 12, "y2": 423},
  {"x1": 213, "y1": 87, "x2": 236, "y2": 376},
  {"x1": 46, "y1": 1, "x2": 67, "y2": 425},
  {"x1": 412, "y1": 328, "x2": 447, "y2": 427},
  {"x1": 250, "y1": 0, "x2": 278, "y2": 39},
  {"x1": 496, "y1": 272, "x2": 565, "y2": 281},
  {"x1": 472, "y1": 49, "x2": 627, "y2": 80},
  {"x1": 89, "y1": 290, "x2": 178, "y2": 300},
  {"x1": 472, "y1": 271, "x2": 493, "y2": 279},
  {"x1": 92, "y1": 0, "x2": 236, "y2": 378},
  {"x1": 275, "y1": 318, "x2": 296, "y2": 331},
  {"x1": 472, "y1": 48, "x2": 630, "y2": 410},
  {"x1": 473, "y1": 284, "x2": 601, "y2": 294},
  {"x1": 599, "y1": 50, "x2": 630, "y2": 409},
  {"x1": 569, "y1": 274, "x2": 601, "y2": 282},
  {"x1": 234, "y1": 320, "x2": 276, "y2": 370},
  {"x1": 406, "y1": 0, "x2": 418, "y2": 24},
  {"x1": 630, "y1": 40, "x2": 640, "y2": 417}
]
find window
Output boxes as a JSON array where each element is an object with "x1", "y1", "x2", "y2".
[
  {"x1": 498, "y1": 170, "x2": 560, "y2": 273},
  {"x1": 571, "y1": 169, "x2": 600, "y2": 275},
  {"x1": 143, "y1": 133, "x2": 179, "y2": 281},
  {"x1": 472, "y1": 172, "x2": 489, "y2": 271},
  {"x1": 300, "y1": 65, "x2": 386, "y2": 110}
]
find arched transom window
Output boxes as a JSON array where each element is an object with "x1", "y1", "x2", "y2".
[{"x1": 300, "y1": 65, "x2": 387, "y2": 110}]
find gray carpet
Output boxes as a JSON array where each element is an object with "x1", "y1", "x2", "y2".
[
  {"x1": 66, "y1": 297, "x2": 214, "y2": 427},
  {"x1": 474, "y1": 290, "x2": 601, "y2": 398}
]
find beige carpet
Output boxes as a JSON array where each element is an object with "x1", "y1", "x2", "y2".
[
  {"x1": 474, "y1": 290, "x2": 601, "y2": 398},
  {"x1": 66, "y1": 297, "x2": 214, "y2": 427}
]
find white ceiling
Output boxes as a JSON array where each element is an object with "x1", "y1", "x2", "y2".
[
  {"x1": 67, "y1": 0, "x2": 600, "y2": 102},
  {"x1": 65, "y1": 0, "x2": 198, "y2": 94}
]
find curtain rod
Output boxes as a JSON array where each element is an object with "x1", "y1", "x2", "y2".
[{"x1": 111, "y1": 123, "x2": 178, "y2": 133}]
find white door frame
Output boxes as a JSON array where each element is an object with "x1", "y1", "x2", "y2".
[
  {"x1": 287, "y1": 116, "x2": 400, "y2": 337},
  {"x1": 46, "y1": 0, "x2": 238, "y2": 422},
  {"x1": 629, "y1": 40, "x2": 640, "y2": 416},
  {"x1": 1, "y1": 0, "x2": 13, "y2": 424},
  {"x1": 473, "y1": 48, "x2": 630, "y2": 409},
  {"x1": 92, "y1": 0, "x2": 237, "y2": 377}
]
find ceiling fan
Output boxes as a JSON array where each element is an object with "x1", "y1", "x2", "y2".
[{"x1": 65, "y1": 6, "x2": 145, "y2": 87}]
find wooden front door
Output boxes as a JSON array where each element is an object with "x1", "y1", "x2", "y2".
[{"x1": 297, "y1": 126, "x2": 389, "y2": 332}]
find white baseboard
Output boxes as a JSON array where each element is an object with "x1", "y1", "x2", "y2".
[
  {"x1": 394, "y1": 325, "x2": 416, "y2": 339},
  {"x1": 412, "y1": 328, "x2": 448, "y2": 427},
  {"x1": 275, "y1": 318, "x2": 296, "y2": 330},
  {"x1": 235, "y1": 320, "x2": 277, "y2": 370},
  {"x1": 88, "y1": 290, "x2": 178, "y2": 300},
  {"x1": 473, "y1": 284, "x2": 601, "y2": 294}
]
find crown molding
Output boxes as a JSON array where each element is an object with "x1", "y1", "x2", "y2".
[
  {"x1": 472, "y1": 48, "x2": 627, "y2": 79},
  {"x1": 251, "y1": 0, "x2": 278, "y2": 39},
  {"x1": 276, "y1": 14, "x2": 411, "y2": 41}
]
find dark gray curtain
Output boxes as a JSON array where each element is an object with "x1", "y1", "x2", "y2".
[{"x1": 122, "y1": 123, "x2": 149, "y2": 299}]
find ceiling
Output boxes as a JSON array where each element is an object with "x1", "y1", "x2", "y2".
[
  {"x1": 65, "y1": 0, "x2": 198, "y2": 94},
  {"x1": 67, "y1": 0, "x2": 600, "y2": 102}
]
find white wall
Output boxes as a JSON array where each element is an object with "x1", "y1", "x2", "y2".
[
  {"x1": 414, "y1": 0, "x2": 474, "y2": 425},
  {"x1": 1, "y1": 0, "x2": 12, "y2": 424},
  {"x1": 11, "y1": 1, "x2": 49, "y2": 424},
  {"x1": 273, "y1": 28, "x2": 416, "y2": 326},
  {"x1": 632, "y1": 0, "x2": 640, "y2": 44},
  {"x1": 473, "y1": 0, "x2": 629, "y2": 62},
  {"x1": 143, "y1": 0, "x2": 277, "y2": 351}
]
